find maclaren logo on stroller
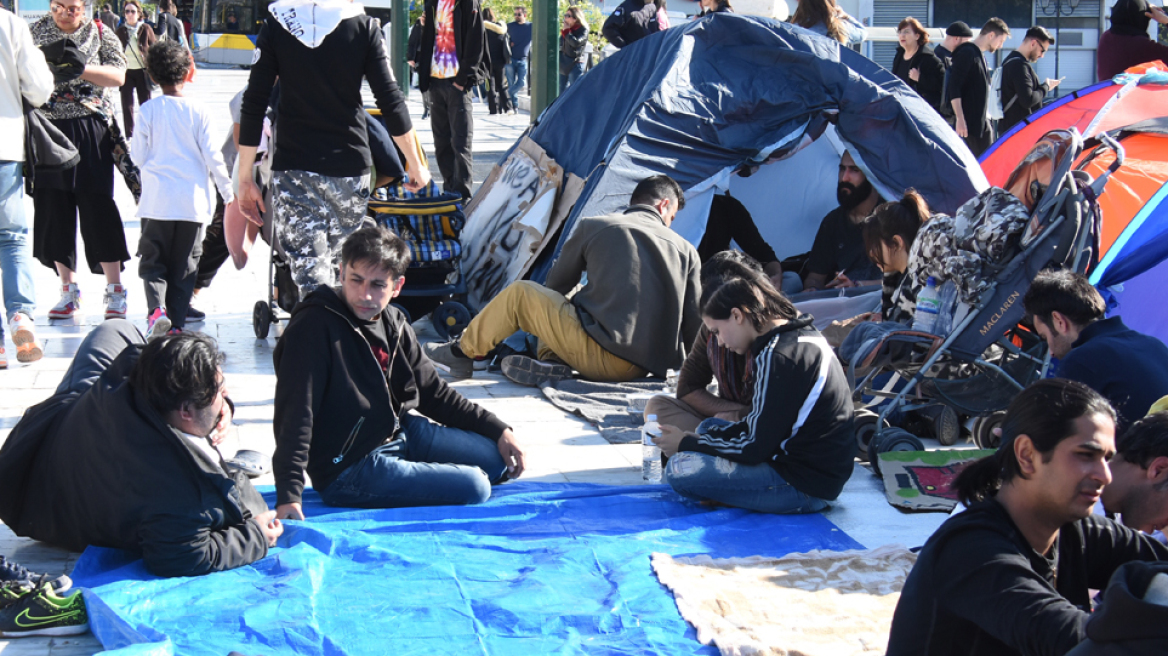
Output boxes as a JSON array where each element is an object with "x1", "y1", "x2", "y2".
[{"x1": 979, "y1": 291, "x2": 1022, "y2": 337}]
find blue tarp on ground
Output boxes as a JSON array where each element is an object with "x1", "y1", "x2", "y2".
[{"x1": 72, "y1": 482, "x2": 862, "y2": 655}]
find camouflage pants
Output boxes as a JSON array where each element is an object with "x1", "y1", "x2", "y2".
[{"x1": 273, "y1": 170, "x2": 371, "y2": 297}]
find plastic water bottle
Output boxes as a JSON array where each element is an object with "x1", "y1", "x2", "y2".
[
  {"x1": 912, "y1": 276, "x2": 942, "y2": 334},
  {"x1": 934, "y1": 280, "x2": 959, "y2": 336},
  {"x1": 642, "y1": 414, "x2": 662, "y2": 482}
]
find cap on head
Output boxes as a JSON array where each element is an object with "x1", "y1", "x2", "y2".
[{"x1": 946, "y1": 21, "x2": 974, "y2": 37}]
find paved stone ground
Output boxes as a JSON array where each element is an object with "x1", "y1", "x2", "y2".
[{"x1": 0, "y1": 69, "x2": 946, "y2": 654}]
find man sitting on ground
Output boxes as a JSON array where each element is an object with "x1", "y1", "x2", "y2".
[
  {"x1": 1023, "y1": 269, "x2": 1168, "y2": 435},
  {"x1": 799, "y1": 151, "x2": 884, "y2": 292},
  {"x1": 645, "y1": 250, "x2": 764, "y2": 431},
  {"x1": 0, "y1": 323, "x2": 280, "y2": 577},
  {"x1": 427, "y1": 175, "x2": 702, "y2": 386},
  {"x1": 886, "y1": 378, "x2": 1168, "y2": 656},
  {"x1": 1100, "y1": 412, "x2": 1168, "y2": 537},
  {"x1": 272, "y1": 227, "x2": 525, "y2": 521}
]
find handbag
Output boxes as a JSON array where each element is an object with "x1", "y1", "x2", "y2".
[{"x1": 368, "y1": 181, "x2": 466, "y2": 263}]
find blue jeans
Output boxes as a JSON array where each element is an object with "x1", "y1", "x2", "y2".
[
  {"x1": 0, "y1": 161, "x2": 36, "y2": 331},
  {"x1": 665, "y1": 418, "x2": 830, "y2": 514},
  {"x1": 504, "y1": 58, "x2": 528, "y2": 109},
  {"x1": 559, "y1": 63, "x2": 584, "y2": 93},
  {"x1": 319, "y1": 413, "x2": 508, "y2": 509}
]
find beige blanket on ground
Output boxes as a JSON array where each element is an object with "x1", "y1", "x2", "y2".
[{"x1": 652, "y1": 545, "x2": 917, "y2": 656}]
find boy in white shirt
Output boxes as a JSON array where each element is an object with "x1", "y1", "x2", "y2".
[{"x1": 132, "y1": 39, "x2": 234, "y2": 336}]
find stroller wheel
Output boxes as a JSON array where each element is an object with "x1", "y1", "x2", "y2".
[
  {"x1": 431, "y1": 301, "x2": 472, "y2": 340},
  {"x1": 972, "y1": 411, "x2": 1007, "y2": 450},
  {"x1": 854, "y1": 410, "x2": 888, "y2": 463},
  {"x1": 872, "y1": 428, "x2": 925, "y2": 477},
  {"x1": 253, "y1": 301, "x2": 272, "y2": 339},
  {"x1": 934, "y1": 406, "x2": 961, "y2": 446}
]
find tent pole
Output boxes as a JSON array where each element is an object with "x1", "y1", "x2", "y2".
[
  {"x1": 390, "y1": 0, "x2": 411, "y2": 100},
  {"x1": 531, "y1": 0, "x2": 559, "y2": 121}
]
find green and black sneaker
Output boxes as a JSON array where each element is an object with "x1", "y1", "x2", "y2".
[{"x1": 0, "y1": 581, "x2": 89, "y2": 637}]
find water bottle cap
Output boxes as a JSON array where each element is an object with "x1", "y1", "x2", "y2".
[
  {"x1": 647, "y1": 414, "x2": 657, "y2": 422},
  {"x1": 926, "y1": 276, "x2": 936, "y2": 286}
]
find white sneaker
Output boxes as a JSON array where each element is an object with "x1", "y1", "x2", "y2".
[
  {"x1": 104, "y1": 284, "x2": 128, "y2": 320},
  {"x1": 48, "y1": 284, "x2": 82, "y2": 320}
]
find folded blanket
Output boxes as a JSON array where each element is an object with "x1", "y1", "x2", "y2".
[
  {"x1": 653, "y1": 545, "x2": 917, "y2": 656},
  {"x1": 540, "y1": 378, "x2": 664, "y2": 444}
]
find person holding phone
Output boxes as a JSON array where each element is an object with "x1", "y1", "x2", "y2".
[{"x1": 999, "y1": 26, "x2": 1061, "y2": 134}]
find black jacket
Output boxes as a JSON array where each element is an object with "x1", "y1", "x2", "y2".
[
  {"x1": 407, "y1": 20, "x2": 423, "y2": 61},
  {"x1": 892, "y1": 45, "x2": 945, "y2": 112},
  {"x1": 1067, "y1": 561, "x2": 1168, "y2": 656},
  {"x1": 601, "y1": 0, "x2": 659, "y2": 49},
  {"x1": 241, "y1": 12, "x2": 412, "y2": 177},
  {"x1": 887, "y1": 499, "x2": 1168, "y2": 656},
  {"x1": 272, "y1": 286, "x2": 510, "y2": 507},
  {"x1": 1000, "y1": 50, "x2": 1049, "y2": 133},
  {"x1": 417, "y1": 0, "x2": 488, "y2": 92},
  {"x1": 0, "y1": 346, "x2": 270, "y2": 578},
  {"x1": 156, "y1": 11, "x2": 185, "y2": 47},
  {"x1": 1056, "y1": 316, "x2": 1168, "y2": 435},
  {"x1": 558, "y1": 25, "x2": 587, "y2": 75},
  {"x1": 677, "y1": 316, "x2": 855, "y2": 500},
  {"x1": 486, "y1": 23, "x2": 511, "y2": 70},
  {"x1": 946, "y1": 41, "x2": 990, "y2": 137}
]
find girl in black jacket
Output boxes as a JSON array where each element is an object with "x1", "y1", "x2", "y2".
[{"x1": 654, "y1": 272, "x2": 855, "y2": 513}]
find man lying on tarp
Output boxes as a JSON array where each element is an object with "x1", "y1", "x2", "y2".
[
  {"x1": 886, "y1": 378, "x2": 1168, "y2": 656},
  {"x1": 272, "y1": 226, "x2": 526, "y2": 521},
  {"x1": 0, "y1": 324, "x2": 281, "y2": 577}
]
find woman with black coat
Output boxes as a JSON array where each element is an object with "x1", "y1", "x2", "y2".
[
  {"x1": 559, "y1": 6, "x2": 589, "y2": 92},
  {"x1": 482, "y1": 8, "x2": 512, "y2": 114},
  {"x1": 891, "y1": 16, "x2": 945, "y2": 113}
]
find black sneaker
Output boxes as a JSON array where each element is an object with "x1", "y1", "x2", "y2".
[
  {"x1": 500, "y1": 355, "x2": 573, "y2": 387},
  {"x1": 0, "y1": 556, "x2": 71, "y2": 593},
  {"x1": 0, "y1": 581, "x2": 89, "y2": 637},
  {"x1": 186, "y1": 305, "x2": 207, "y2": 322}
]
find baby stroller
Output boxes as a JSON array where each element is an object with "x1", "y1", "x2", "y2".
[
  {"x1": 367, "y1": 180, "x2": 473, "y2": 340},
  {"x1": 848, "y1": 129, "x2": 1125, "y2": 470}
]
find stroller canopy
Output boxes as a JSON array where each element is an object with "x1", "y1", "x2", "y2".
[
  {"x1": 460, "y1": 14, "x2": 987, "y2": 310},
  {"x1": 982, "y1": 64, "x2": 1168, "y2": 346}
]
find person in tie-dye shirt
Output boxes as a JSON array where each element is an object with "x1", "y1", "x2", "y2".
[{"x1": 417, "y1": 0, "x2": 487, "y2": 200}]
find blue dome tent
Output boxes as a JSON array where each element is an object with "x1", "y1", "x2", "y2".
[{"x1": 459, "y1": 14, "x2": 989, "y2": 310}]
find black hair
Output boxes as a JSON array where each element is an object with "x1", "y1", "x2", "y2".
[
  {"x1": 629, "y1": 175, "x2": 685, "y2": 212},
  {"x1": 159, "y1": 0, "x2": 176, "y2": 13},
  {"x1": 340, "y1": 225, "x2": 412, "y2": 279},
  {"x1": 862, "y1": 189, "x2": 928, "y2": 270},
  {"x1": 130, "y1": 332, "x2": 225, "y2": 415},
  {"x1": 482, "y1": 7, "x2": 495, "y2": 21},
  {"x1": 1116, "y1": 412, "x2": 1168, "y2": 470},
  {"x1": 1022, "y1": 268, "x2": 1106, "y2": 329},
  {"x1": 702, "y1": 274, "x2": 796, "y2": 331},
  {"x1": 700, "y1": 249, "x2": 762, "y2": 286},
  {"x1": 1025, "y1": 26, "x2": 1054, "y2": 43},
  {"x1": 981, "y1": 17, "x2": 1011, "y2": 37},
  {"x1": 146, "y1": 39, "x2": 191, "y2": 87},
  {"x1": 953, "y1": 379, "x2": 1116, "y2": 506}
]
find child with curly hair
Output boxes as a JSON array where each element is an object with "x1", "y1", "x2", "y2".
[{"x1": 132, "y1": 39, "x2": 234, "y2": 337}]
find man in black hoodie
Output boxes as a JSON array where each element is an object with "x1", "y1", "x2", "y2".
[
  {"x1": 272, "y1": 227, "x2": 525, "y2": 521},
  {"x1": 416, "y1": 0, "x2": 487, "y2": 200},
  {"x1": 887, "y1": 379, "x2": 1168, "y2": 656},
  {"x1": 0, "y1": 324, "x2": 281, "y2": 577},
  {"x1": 947, "y1": 17, "x2": 1010, "y2": 157},
  {"x1": 237, "y1": 0, "x2": 431, "y2": 299}
]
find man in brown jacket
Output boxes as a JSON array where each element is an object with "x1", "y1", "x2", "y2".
[{"x1": 427, "y1": 175, "x2": 702, "y2": 386}]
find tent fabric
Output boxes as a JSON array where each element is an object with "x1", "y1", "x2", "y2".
[
  {"x1": 71, "y1": 482, "x2": 863, "y2": 656},
  {"x1": 507, "y1": 13, "x2": 986, "y2": 283},
  {"x1": 979, "y1": 67, "x2": 1168, "y2": 346}
]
